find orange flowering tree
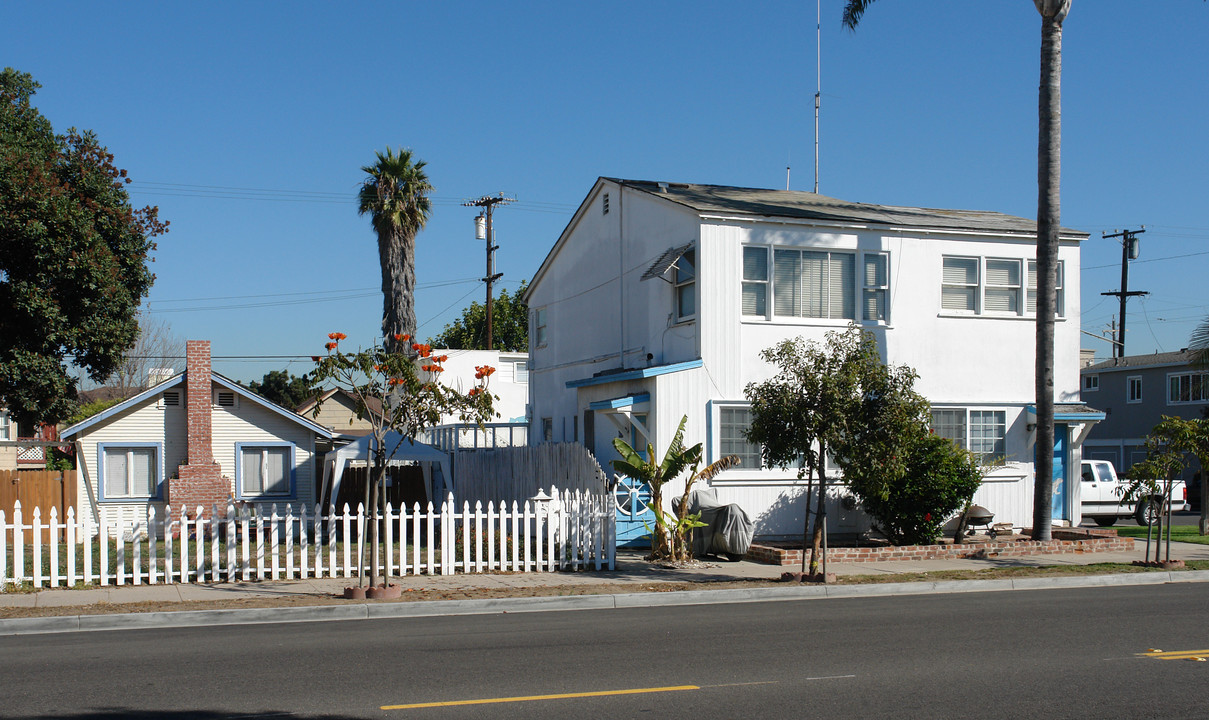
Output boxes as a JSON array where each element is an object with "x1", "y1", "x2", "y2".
[{"x1": 310, "y1": 332, "x2": 495, "y2": 587}]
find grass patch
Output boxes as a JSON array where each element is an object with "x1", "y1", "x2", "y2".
[{"x1": 1112, "y1": 525, "x2": 1209, "y2": 546}]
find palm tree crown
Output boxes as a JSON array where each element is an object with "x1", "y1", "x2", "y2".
[{"x1": 358, "y1": 147, "x2": 433, "y2": 352}]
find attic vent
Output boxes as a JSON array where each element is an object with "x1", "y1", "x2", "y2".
[
  {"x1": 162, "y1": 391, "x2": 180, "y2": 407},
  {"x1": 602, "y1": 193, "x2": 610, "y2": 215},
  {"x1": 214, "y1": 390, "x2": 238, "y2": 408}
]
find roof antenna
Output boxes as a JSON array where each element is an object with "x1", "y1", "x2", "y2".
[
  {"x1": 813, "y1": 0, "x2": 821, "y2": 194},
  {"x1": 786, "y1": 161, "x2": 791, "y2": 191}
]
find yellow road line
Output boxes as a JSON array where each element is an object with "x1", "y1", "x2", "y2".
[
  {"x1": 1138, "y1": 649, "x2": 1209, "y2": 660},
  {"x1": 382, "y1": 684, "x2": 700, "y2": 710}
]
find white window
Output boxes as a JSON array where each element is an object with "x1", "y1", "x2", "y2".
[
  {"x1": 742, "y1": 246, "x2": 769, "y2": 317},
  {"x1": 773, "y1": 248, "x2": 854, "y2": 320},
  {"x1": 674, "y1": 249, "x2": 696, "y2": 321},
  {"x1": 534, "y1": 308, "x2": 548, "y2": 348},
  {"x1": 719, "y1": 405, "x2": 763, "y2": 470},
  {"x1": 541, "y1": 417, "x2": 553, "y2": 443},
  {"x1": 1127, "y1": 376, "x2": 1143, "y2": 404},
  {"x1": 0, "y1": 411, "x2": 11, "y2": 441},
  {"x1": 984, "y1": 258, "x2": 1022, "y2": 313},
  {"x1": 514, "y1": 360, "x2": 529, "y2": 383},
  {"x1": 1083, "y1": 374, "x2": 1099, "y2": 392},
  {"x1": 943, "y1": 257, "x2": 1064, "y2": 318},
  {"x1": 101, "y1": 445, "x2": 159, "y2": 499},
  {"x1": 930, "y1": 408, "x2": 1006, "y2": 463},
  {"x1": 1027, "y1": 260, "x2": 1065, "y2": 316},
  {"x1": 237, "y1": 444, "x2": 292, "y2": 498},
  {"x1": 1168, "y1": 372, "x2": 1209, "y2": 404},
  {"x1": 862, "y1": 252, "x2": 889, "y2": 322},
  {"x1": 941, "y1": 257, "x2": 979, "y2": 312}
]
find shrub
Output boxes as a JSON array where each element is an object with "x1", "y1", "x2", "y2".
[{"x1": 857, "y1": 432, "x2": 982, "y2": 546}]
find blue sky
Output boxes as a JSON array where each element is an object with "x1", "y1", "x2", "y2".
[{"x1": 5, "y1": 1, "x2": 1207, "y2": 383}]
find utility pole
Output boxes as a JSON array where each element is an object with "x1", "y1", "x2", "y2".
[
  {"x1": 463, "y1": 193, "x2": 514, "y2": 351},
  {"x1": 1100, "y1": 227, "x2": 1147, "y2": 359}
]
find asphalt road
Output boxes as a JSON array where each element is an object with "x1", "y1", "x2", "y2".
[{"x1": 2, "y1": 583, "x2": 1207, "y2": 719}]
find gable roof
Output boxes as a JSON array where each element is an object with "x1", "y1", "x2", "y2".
[
  {"x1": 295, "y1": 387, "x2": 385, "y2": 421},
  {"x1": 610, "y1": 178, "x2": 1089, "y2": 237},
  {"x1": 526, "y1": 177, "x2": 1089, "y2": 301},
  {"x1": 61, "y1": 371, "x2": 333, "y2": 439}
]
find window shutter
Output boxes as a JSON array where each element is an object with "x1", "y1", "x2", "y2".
[
  {"x1": 242, "y1": 449, "x2": 263, "y2": 494},
  {"x1": 830, "y1": 253, "x2": 854, "y2": 319},
  {"x1": 105, "y1": 450, "x2": 128, "y2": 496},
  {"x1": 773, "y1": 250, "x2": 801, "y2": 317},
  {"x1": 131, "y1": 449, "x2": 155, "y2": 496},
  {"x1": 801, "y1": 251, "x2": 827, "y2": 318}
]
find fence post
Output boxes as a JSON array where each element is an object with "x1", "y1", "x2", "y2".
[
  {"x1": 270, "y1": 503, "x2": 281, "y2": 581},
  {"x1": 411, "y1": 502, "x2": 421, "y2": 575},
  {"x1": 425, "y1": 501, "x2": 435, "y2": 575},
  {"x1": 32, "y1": 506, "x2": 43, "y2": 589},
  {"x1": 299, "y1": 504, "x2": 308, "y2": 580},
  {"x1": 461, "y1": 501, "x2": 471, "y2": 574},
  {"x1": 240, "y1": 505, "x2": 251, "y2": 582},
  {"x1": 342, "y1": 504, "x2": 352, "y2": 580},
  {"x1": 486, "y1": 501, "x2": 496, "y2": 571},
  {"x1": 284, "y1": 503, "x2": 295, "y2": 580},
  {"x1": 398, "y1": 502, "x2": 408, "y2": 576},
  {"x1": 474, "y1": 501, "x2": 484, "y2": 573},
  {"x1": 49, "y1": 506, "x2": 60, "y2": 588},
  {"x1": 0, "y1": 508, "x2": 7, "y2": 587},
  {"x1": 210, "y1": 504, "x2": 221, "y2": 583},
  {"x1": 441, "y1": 493, "x2": 453, "y2": 576},
  {"x1": 178, "y1": 505, "x2": 190, "y2": 584},
  {"x1": 384, "y1": 502, "x2": 394, "y2": 578},
  {"x1": 66, "y1": 506, "x2": 77, "y2": 586},
  {"x1": 256, "y1": 507, "x2": 266, "y2": 581}
]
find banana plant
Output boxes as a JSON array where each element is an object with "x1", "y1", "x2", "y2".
[{"x1": 612, "y1": 415, "x2": 700, "y2": 559}]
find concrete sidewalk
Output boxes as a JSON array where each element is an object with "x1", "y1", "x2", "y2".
[{"x1": 3, "y1": 538, "x2": 1207, "y2": 613}]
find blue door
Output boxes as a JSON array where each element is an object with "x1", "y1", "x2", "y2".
[
  {"x1": 1051, "y1": 423, "x2": 1069, "y2": 520},
  {"x1": 613, "y1": 475, "x2": 654, "y2": 546}
]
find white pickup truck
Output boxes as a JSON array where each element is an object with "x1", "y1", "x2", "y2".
[{"x1": 1080, "y1": 459, "x2": 1190, "y2": 527}]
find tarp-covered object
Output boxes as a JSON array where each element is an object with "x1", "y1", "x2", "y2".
[
  {"x1": 320, "y1": 432, "x2": 452, "y2": 513},
  {"x1": 676, "y1": 488, "x2": 754, "y2": 559}
]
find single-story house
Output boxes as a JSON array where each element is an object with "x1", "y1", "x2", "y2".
[
  {"x1": 60, "y1": 340, "x2": 333, "y2": 530},
  {"x1": 524, "y1": 178, "x2": 1102, "y2": 543}
]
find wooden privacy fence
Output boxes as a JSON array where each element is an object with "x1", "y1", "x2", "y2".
[
  {"x1": 0, "y1": 470, "x2": 76, "y2": 542},
  {"x1": 0, "y1": 489, "x2": 615, "y2": 590},
  {"x1": 454, "y1": 443, "x2": 608, "y2": 509}
]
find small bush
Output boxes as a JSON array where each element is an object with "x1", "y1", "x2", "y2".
[{"x1": 859, "y1": 432, "x2": 983, "y2": 546}]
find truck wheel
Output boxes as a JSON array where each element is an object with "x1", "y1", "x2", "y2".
[
  {"x1": 1136, "y1": 498, "x2": 1165, "y2": 526},
  {"x1": 1093, "y1": 517, "x2": 1117, "y2": 527}
]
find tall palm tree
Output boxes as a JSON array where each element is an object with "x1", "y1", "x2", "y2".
[
  {"x1": 843, "y1": 0, "x2": 1072, "y2": 541},
  {"x1": 358, "y1": 147, "x2": 433, "y2": 354},
  {"x1": 1190, "y1": 316, "x2": 1209, "y2": 369}
]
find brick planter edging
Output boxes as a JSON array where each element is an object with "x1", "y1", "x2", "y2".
[{"x1": 746, "y1": 533, "x2": 1136, "y2": 566}]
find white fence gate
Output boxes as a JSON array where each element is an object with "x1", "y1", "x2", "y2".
[{"x1": 1, "y1": 489, "x2": 615, "y2": 590}]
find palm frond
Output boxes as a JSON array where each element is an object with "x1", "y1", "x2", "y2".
[
  {"x1": 692, "y1": 454, "x2": 741, "y2": 483},
  {"x1": 842, "y1": 0, "x2": 879, "y2": 30},
  {"x1": 1190, "y1": 315, "x2": 1209, "y2": 369}
]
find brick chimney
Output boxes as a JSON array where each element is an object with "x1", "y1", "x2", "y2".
[{"x1": 166, "y1": 340, "x2": 230, "y2": 516}]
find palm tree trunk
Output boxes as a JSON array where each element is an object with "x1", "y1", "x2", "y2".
[
  {"x1": 1032, "y1": 6, "x2": 1066, "y2": 542},
  {"x1": 379, "y1": 227, "x2": 417, "y2": 354}
]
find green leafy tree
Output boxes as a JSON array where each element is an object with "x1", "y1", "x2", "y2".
[
  {"x1": 0, "y1": 68, "x2": 168, "y2": 427},
  {"x1": 358, "y1": 148, "x2": 432, "y2": 355},
  {"x1": 843, "y1": 0, "x2": 1073, "y2": 541},
  {"x1": 1124, "y1": 440, "x2": 1186, "y2": 565},
  {"x1": 247, "y1": 370, "x2": 314, "y2": 410},
  {"x1": 429, "y1": 281, "x2": 529, "y2": 352},
  {"x1": 1134, "y1": 416, "x2": 1209, "y2": 536},
  {"x1": 310, "y1": 332, "x2": 495, "y2": 588},
  {"x1": 744, "y1": 328, "x2": 872, "y2": 575}
]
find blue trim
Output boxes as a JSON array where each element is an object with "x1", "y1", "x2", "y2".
[
  {"x1": 97, "y1": 442, "x2": 164, "y2": 502},
  {"x1": 1025, "y1": 404, "x2": 1107, "y2": 422},
  {"x1": 566, "y1": 359, "x2": 703, "y2": 389},
  {"x1": 62, "y1": 376, "x2": 186, "y2": 437},
  {"x1": 234, "y1": 442, "x2": 297, "y2": 501},
  {"x1": 589, "y1": 393, "x2": 651, "y2": 411}
]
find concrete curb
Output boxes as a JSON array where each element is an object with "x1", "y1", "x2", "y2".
[{"x1": 4, "y1": 569, "x2": 1209, "y2": 637}]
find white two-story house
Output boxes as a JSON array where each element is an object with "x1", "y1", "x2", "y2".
[{"x1": 523, "y1": 178, "x2": 1100, "y2": 543}]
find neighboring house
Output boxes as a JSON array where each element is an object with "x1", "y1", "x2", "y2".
[
  {"x1": 0, "y1": 408, "x2": 57, "y2": 471},
  {"x1": 296, "y1": 388, "x2": 383, "y2": 449},
  {"x1": 0, "y1": 407, "x2": 17, "y2": 470},
  {"x1": 525, "y1": 178, "x2": 1100, "y2": 541},
  {"x1": 60, "y1": 340, "x2": 332, "y2": 531},
  {"x1": 425, "y1": 349, "x2": 530, "y2": 450},
  {"x1": 1081, "y1": 349, "x2": 1206, "y2": 503}
]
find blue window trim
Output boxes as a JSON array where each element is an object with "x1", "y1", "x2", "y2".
[
  {"x1": 97, "y1": 442, "x2": 164, "y2": 502},
  {"x1": 234, "y1": 442, "x2": 297, "y2": 500}
]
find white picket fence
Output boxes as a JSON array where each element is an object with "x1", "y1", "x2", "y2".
[{"x1": 0, "y1": 489, "x2": 615, "y2": 590}]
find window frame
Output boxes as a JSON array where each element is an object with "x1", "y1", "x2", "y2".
[
  {"x1": 673, "y1": 248, "x2": 696, "y2": 323},
  {"x1": 742, "y1": 245, "x2": 883, "y2": 324},
  {"x1": 1167, "y1": 371, "x2": 1209, "y2": 405},
  {"x1": 0, "y1": 411, "x2": 11, "y2": 441},
  {"x1": 234, "y1": 442, "x2": 295, "y2": 500},
  {"x1": 1127, "y1": 375, "x2": 1143, "y2": 404},
  {"x1": 97, "y1": 442, "x2": 163, "y2": 502},
  {"x1": 941, "y1": 256, "x2": 1065, "y2": 318},
  {"x1": 930, "y1": 407, "x2": 1007, "y2": 464},
  {"x1": 534, "y1": 308, "x2": 548, "y2": 348},
  {"x1": 1083, "y1": 374, "x2": 1099, "y2": 392}
]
